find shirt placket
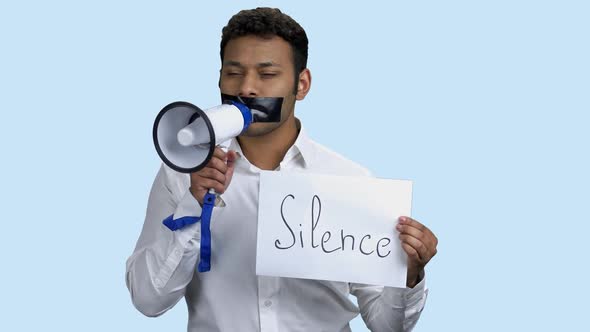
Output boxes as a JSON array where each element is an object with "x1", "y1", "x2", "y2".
[{"x1": 257, "y1": 275, "x2": 280, "y2": 332}]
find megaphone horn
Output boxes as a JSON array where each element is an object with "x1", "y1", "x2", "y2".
[{"x1": 153, "y1": 101, "x2": 252, "y2": 173}]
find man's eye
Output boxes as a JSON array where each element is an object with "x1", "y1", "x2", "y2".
[
  {"x1": 226, "y1": 72, "x2": 242, "y2": 76},
  {"x1": 260, "y1": 72, "x2": 277, "y2": 78}
]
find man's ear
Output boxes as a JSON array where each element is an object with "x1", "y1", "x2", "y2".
[
  {"x1": 218, "y1": 69, "x2": 222, "y2": 88},
  {"x1": 295, "y1": 68, "x2": 312, "y2": 101}
]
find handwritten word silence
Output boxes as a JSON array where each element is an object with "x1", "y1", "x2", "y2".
[{"x1": 275, "y1": 194, "x2": 392, "y2": 258}]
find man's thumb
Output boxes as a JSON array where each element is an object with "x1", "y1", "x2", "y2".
[{"x1": 225, "y1": 150, "x2": 238, "y2": 185}]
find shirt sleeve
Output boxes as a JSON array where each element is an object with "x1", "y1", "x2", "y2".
[
  {"x1": 125, "y1": 164, "x2": 203, "y2": 317},
  {"x1": 350, "y1": 277, "x2": 428, "y2": 332}
]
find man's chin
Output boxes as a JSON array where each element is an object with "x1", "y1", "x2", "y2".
[{"x1": 240, "y1": 122, "x2": 280, "y2": 137}]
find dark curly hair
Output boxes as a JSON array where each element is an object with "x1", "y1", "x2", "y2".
[{"x1": 220, "y1": 8, "x2": 308, "y2": 88}]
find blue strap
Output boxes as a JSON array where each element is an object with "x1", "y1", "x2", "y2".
[
  {"x1": 197, "y1": 192, "x2": 216, "y2": 272},
  {"x1": 162, "y1": 214, "x2": 200, "y2": 231},
  {"x1": 161, "y1": 192, "x2": 217, "y2": 273}
]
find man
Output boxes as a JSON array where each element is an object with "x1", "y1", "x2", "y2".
[{"x1": 126, "y1": 7, "x2": 438, "y2": 332}]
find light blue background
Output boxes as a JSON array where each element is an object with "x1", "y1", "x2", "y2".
[{"x1": 1, "y1": 0, "x2": 588, "y2": 331}]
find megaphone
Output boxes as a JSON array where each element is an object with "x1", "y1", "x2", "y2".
[
  {"x1": 153, "y1": 101, "x2": 252, "y2": 173},
  {"x1": 152, "y1": 97, "x2": 281, "y2": 273}
]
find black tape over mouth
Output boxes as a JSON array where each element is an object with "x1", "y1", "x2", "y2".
[{"x1": 221, "y1": 93, "x2": 283, "y2": 123}]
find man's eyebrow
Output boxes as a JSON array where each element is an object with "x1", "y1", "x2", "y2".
[
  {"x1": 223, "y1": 60, "x2": 243, "y2": 67},
  {"x1": 222, "y1": 61, "x2": 281, "y2": 68},
  {"x1": 257, "y1": 62, "x2": 281, "y2": 68}
]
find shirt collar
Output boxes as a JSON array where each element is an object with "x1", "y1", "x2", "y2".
[
  {"x1": 286, "y1": 118, "x2": 315, "y2": 168},
  {"x1": 226, "y1": 118, "x2": 315, "y2": 169}
]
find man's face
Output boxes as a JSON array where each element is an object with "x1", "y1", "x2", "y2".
[{"x1": 219, "y1": 35, "x2": 300, "y2": 137}]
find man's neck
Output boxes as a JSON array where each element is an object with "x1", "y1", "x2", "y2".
[{"x1": 237, "y1": 117, "x2": 300, "y2": 171}]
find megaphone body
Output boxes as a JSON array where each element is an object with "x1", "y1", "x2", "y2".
[{"x1": 153, "y1": 101, "x2": 252, "y2": 173}]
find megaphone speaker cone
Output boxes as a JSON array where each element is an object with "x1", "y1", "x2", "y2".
[{"x1": 153, "y1": 101, "x2": 215, "y2": 173}]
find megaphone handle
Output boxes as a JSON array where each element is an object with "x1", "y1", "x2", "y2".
[
  {"x1": 208, "y1": 144, "x2": 229, "y2": 202},
  {"x1": 197, "y1": 144, "x2": 229, "y2": 272}
]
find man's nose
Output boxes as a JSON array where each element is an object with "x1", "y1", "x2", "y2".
[{"x1": 238, "y1": 73, "x2": 258, "y2": 97}]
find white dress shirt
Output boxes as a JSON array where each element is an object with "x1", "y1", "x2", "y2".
[{"x1": 126, "y1": 125, "x2": 428, "y2": 332}]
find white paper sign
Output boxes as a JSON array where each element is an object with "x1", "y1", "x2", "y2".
[{"x1": 256, "y1": 171, "x2": 412, "y2": 288}]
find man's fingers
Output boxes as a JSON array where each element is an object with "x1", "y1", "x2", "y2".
[
  {"x1": 196, "y1": 177, "x2": 226, "y2": 194},
  {"x1": 189, "y1": 149, "x2": 238, "y2": 202},
  {"x1": 396, "y1": 223, "x2": 424, "y2": 241},
  {"x1": 223, "y1": 150, "x2": 237, "y2": 186},
  {"x1": 207, "y1": 157, "x2": 229, "y2": 173},
  {"x1": 200, "y1": 168, "x2": 226, "y2": 185},
  {"x1": 398, "y1": 216, "x2": 438, "y2": 247},
  {"x1": 399, "y1": 234, "x2": 428, "y2": 261},
  {"x1": 193, "y1": 173, "x2": 226, "y2": 193},
  {"x1": 213, "y1": 147, "x2": 227, "y2": 160},
  {"x1": 401, "y1": 243, "x2": 420, "y2": 262},
  {"x1": 398, "y1": 216, "x2": 426, "y2": 231},
  {"x1": 226, "y1": 150, "x2": 238, "y2": 164}
]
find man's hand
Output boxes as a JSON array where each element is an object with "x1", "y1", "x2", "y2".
[
  {"x1": 396, "y1": 217, "x2": 438, "y2": 288},
  {"x1": 189, "y1": 147, "x2": 238, "y2": 206}
]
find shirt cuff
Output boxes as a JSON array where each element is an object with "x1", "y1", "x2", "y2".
[
  {"x1": 381, "y1": 275, "x2": 427, "y2": 308},
  {"x1": 154, "y1": 191, "x2": 202, "y2": 288}
]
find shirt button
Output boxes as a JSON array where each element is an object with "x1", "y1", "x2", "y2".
[
  {"x1": 264, "y1": 300, "x2": 272, "y2": 307},
  {"x1": 175, "y1": 249, "x2": 182, "y2": 256},
  {"x1": 154, "y1": 278, "x2": 162, "y2": 287}
]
